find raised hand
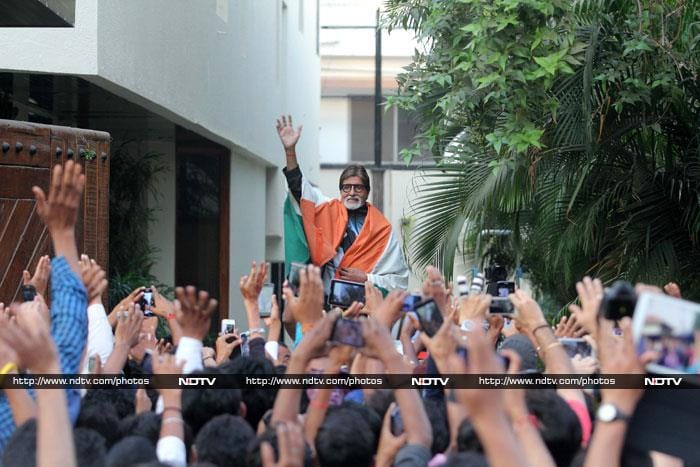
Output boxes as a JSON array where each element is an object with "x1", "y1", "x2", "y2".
[
  {"x1": 282, "y1": 265, "x2": 324, "y2": 326},
  {"x1": 421, "y1": 266, "x2": 451, "y2": 316},
  {"x1": 362, "y1": 281, "x2": 383, "y2": 313},
  {"x1": 338, "y1": 267, "x2": 367, "y2": 283},
  {"x1": 32, "y1": 161, "x2": 85, "y2": 274},
  {"x1": 109, "y1": 287, "x2": 145, "y2": 327},
  {"x1": 215, "y1": 332, "x2": 242, "y2": 364},
  {"x1": 261, "y1": 421, "x2": 305, "y2": 467},
  {"x1": 372, "y1": 290, "x2": 407, "y2": 329},
  {"x1": 458, "y1": 293, "x2": 490, "y2": 322},
  {"x1": 663, "y1": 282, "x2": 681, "y2": 298},
  {"x1": 79, "y1": 254, "x2": 108, "y2": 306},
  {"x1": 568, "y1": 276, "x2": 603, "y2": 337},
  {"x1": 22, "y1": 255, "x2": 51, "y2": 298},
  {"x1": 114, "y1": 304, "x2": 145, "y2": 349},
  {"x1": 150, "y1": 285, "x2": 175, "y2": 318},
  {"x1": 375, "y1": 403, "x2": 407, "y2": 467},
  {"x1": 174, "y1": 286, "x2": 218, "y2": 341},
  {"x1": 275, "y1": 115, "x2": 303, "y2": 150},
  {"x1": 240, "y1": 261, "x2": 269, "y2": 304},
  {"x1": 0, "y1": 302, "x2": 59, "y2": 373},
  {"x1": 509, "y1": 290, "x2": 548, "y2": 333}
]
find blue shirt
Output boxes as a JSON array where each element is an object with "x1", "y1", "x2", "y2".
[{"x1": 0, "y1": 256, "x2": 88, "y2": 452}]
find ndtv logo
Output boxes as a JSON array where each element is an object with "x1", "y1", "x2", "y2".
[
  {"x1": 644, "y1": 377, "x2": 681, "y2": 386},
  {"x1": 412, "y1": 377, "x2": 449, "y2": 386},
  {"x1": 178, "y1": 377, "x2": 217, "y2": 386}
]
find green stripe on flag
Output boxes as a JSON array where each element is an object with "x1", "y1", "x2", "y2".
[{"x1": 283, "y1": 195, "x2": 310, "y2": 275}]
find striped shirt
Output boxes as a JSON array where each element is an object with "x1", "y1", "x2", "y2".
[{"x1": 0, "y1": 256, "x2": 88, "y2": 452}]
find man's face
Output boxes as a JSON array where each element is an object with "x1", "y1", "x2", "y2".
[{"x1": 340, "y1": 175, "x2": 369, "y2": 210}]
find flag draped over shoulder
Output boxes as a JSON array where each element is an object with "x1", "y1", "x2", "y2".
[{"x1": 283, "y1": 175, "x2": 408, "y2": 291}]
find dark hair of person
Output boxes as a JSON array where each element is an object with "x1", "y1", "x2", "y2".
[
  {"x1": 247, "y1": 425, "x2": 314, "y2": 467},
  {"x1": 74, "y1": 428, "x2": 107, "y2": 467},
  {"x1": 182, "y1": 368, "x2": 243, "y2": 436},
  {"x1": 220, "y1": 357, "x2": 278, "y2": 429},
  {"x1": 339, "y1": 164, "x2": 370, "y2": 192},
  {"x1": 365, "y1": 389, "x2": 394, "y2": 421},
  {"x1": 119, "y1": 412, "x2": 161, "y2": 446},
  {"x1": 525, "y1": 389, "x2": 582, "y2": 467},
  {"x1": 194, "y1": 415, "x2": 255, "y2": 467},
  {"x1": 457, "y1": 419, "x2": 483, "y2": 453},
  {"x1": 315, "y1": 407, "x2": 375, "y2": 467},
  {"x1": 106, "y1": 436, "x2": 157, "y2": 467},
  {"x1": 337, "y1": 401, "x2": 382, "y2": 450},
  {"x1": 83, "y1": 388, "x2": 135, "y2": 419},
  {"x1": 423, "y1": 398, "x2": 450, "y2": 455},
  {"x1": 76, "y1": 401, "x2": 122, "y2": 447},
  {"x1": 2, "y1": 419, "x2": 37, "y2": 467}
]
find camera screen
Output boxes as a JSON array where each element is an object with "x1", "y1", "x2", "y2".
[
  {"x1": 633, "y1": 293, "x2": 700, "y2": 375},
  {"x1": 414, "y1": 299, "x2": 443, "y2": 337},
  {"x1": 329, "y1": 280, "x2": 366, "y2": 308},
  {"x1": 559, "y1": 338, "x2": 593, "y2": 358},
  {"x1": 497, "y1": 281, "x2": 515, "y2": 297},
  {"x1": 331, "y1": 319, "x2": 364, "y2": 347},
  {"x1": 402, "y1": 294, "x2": 422, "y2": 311},
  {"x1": 258, "y1": 284, "x2": 274, "y2": 318}
]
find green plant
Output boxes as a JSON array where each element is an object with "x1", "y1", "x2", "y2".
[
  {"x1": 386, "y1": 0, "x2": 700, "y2": 304},
  {"x1": 108, "y1": 142, "x2": 170, "y2": 306}
]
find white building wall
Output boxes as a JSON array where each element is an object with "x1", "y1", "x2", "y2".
[{"x1": 319, "y1": 98, "x2": 350, "y2": 163}]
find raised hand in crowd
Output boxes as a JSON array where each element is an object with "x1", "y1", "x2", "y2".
[
  {"x1": 421, "y1": 266, "x2": 452, "y2": 316},
  {"x1": 79, "y1": 254, "x2": 107, "y2": 306},
  {"x1": 22, "y1": 255, "x2": 51, "y2": 298},
  {"x1": 276, "y1": 115, "x2": 303, "y2": 171},
  {"x1": 32, "y1": 160, "x2": 85, "y2": 275},
  {"x1": 338, "y1": 267, "x2": 367, "y2": 283},
  {"x1": 370, "y1": 289, "x2": 406, "y2": 329},
  {"x1": 458, "y1": 293, "x2": 491, "y2": 322},
  {"x1": 240, "y1": 261, "x2": 269, "y2": 339},
  {"x1": 363, "y1": 280, "x2": 383, "y2": 312},
  {"x1": 0, "y1": 301, "x2": 76, "y2": 467},
  {"x1": 134, "y1": 387, "x2": 152, "y2": 415},
  {"x1": 215, "y1": 332, "x2": 242, "y2": 365},
  {"x1": 261, "y1": 421, "x2": 305, "y2": 467},
  {"x1": 398, "y1": 312, "x2": 420, "y2": 365},
  {"x1": 568, "y1": 276, "x2": 604, "y2": 337},
  {"x1": 108, "y1": 286, "x2": 145, "y2": 328},
  {"x1": 553, "y1": 312, "x2": 586, "y2": 338},
  {"x1": 282, "y1": 265, "x2": 324, "y2": 331},
  {"x1": 375, "y1": 402, "x2": 407, "y2": 467},
  {"x1": 150, "y1": 285, "x2": 182, "y2": 345},
  {"x1": 103, "y1": 303, "x2": 144, "y2": 374},
  {"x1": 152, "y1": 352, "x2": 187, "y2": 467},
  {"x1": 174, "y1": 286, "x2": 217, "y2": 341},
  {"x1": 585, "y1": 317, "x2": 645, "y2": 467},
  {"x1": 264, "y1": 294, "x2": 282, "y2": 342}
]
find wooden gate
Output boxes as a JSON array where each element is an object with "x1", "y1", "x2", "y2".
[{"x1": 0, "y1": 119, "x2": 110, "y2": 303}]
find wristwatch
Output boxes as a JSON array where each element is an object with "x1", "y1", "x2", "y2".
[{"x1": 596, "y1": 403, "x2": 631, "y2": 423}]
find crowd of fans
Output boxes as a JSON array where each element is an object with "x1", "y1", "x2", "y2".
[{"x1": 0, "y1": 162, "x2": 695, "y2": 467}]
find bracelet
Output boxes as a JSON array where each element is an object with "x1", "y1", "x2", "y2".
[
  {"x1": 542, "y1": 342, "x2": 563, "y2": 354},
  {"x1": 248, "y1": 327, "x2": 266, "y2": 335},
  {"x1": 166, "y1": 313, "x2": 176, "y2": 320},
  {"x1": 162, "y1": 406, "x2": 182, "y2": 413},
  {"x1": 162, "y1": 417, "x2": 184, "y2": 425},
  {"x1": 310, "y1": 401, "x2": 329, "y2": 410},
  {"x1": 0, "y1": 363, "x2": 17, "y2": 375},
  {"x1": 532, "y1": 324, "x2": 551, "y2": 336}
]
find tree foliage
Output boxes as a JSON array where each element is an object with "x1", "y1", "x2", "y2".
[{"x1": 386, "y1": 0, "x2": 700, "y2": 304}]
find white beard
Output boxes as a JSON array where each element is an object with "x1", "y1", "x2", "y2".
[{"x1": 343, "y1": 198, "x2": 364, "y2": 210}]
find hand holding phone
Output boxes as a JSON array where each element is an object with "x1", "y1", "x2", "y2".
[
  {"x1": 331, "y1": 318, "x2": 365, "y2": 347},
  {"x1": 139, "y1": 288, "x2": 155, "y2": 317},
  {"x1": 221, "y1": 319, "x2": 236, "y2": 335},
  {"x1": 329, "y1": 279, "x2": 366, "y2": 309},
  {"x1": 413, "y1": 299, "x2": 443, "y2": 337}
]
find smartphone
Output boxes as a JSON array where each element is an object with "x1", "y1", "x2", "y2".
[
  {"x1": 221, "y1": 319, "x2": 236, "y2": 335},
  {"x1": 414, "y1": 299, "x2": 443, "y2": 337},
  {"x1": 489, "y1": 297, "x2": 514, "y2": 315},
  {"x1": 402, "y1": 293, "x2": 422, "y2": 312},
  {"x1": 21, "y1": 284, "x2": 37, "y2": 302},
  {"x1": 329, "y1": 279, "x2": 366, "y2": 309},
  {"x1": 139, "y1": 288, "x2": 155, "y2": 317},
  {"x1": 559, "y1": 338, "x2": 594, "y2": 358},
  {"x1": 632, "y1": 292, "x2": 700, "y2": 376},
  {"x1": 258, "y1": 283, "x2": 275, "y2": 318},
  {"x1": 390, "y1": 406, "x2": 404, "y2": 436},
  {"x1": 331, "y1": 318, "x2": 365, "y2": 347},
  {"x1": 288, "y1": 262, "x2": 305, "y2": 295}
]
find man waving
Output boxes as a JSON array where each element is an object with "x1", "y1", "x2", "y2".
[{"x1": 277, "y1": 115, "x2": 409, "y2": 298}]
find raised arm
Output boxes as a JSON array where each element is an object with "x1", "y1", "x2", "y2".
[{"x1": 276, "y1": 114, "x2": 302, "y2": 172}]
